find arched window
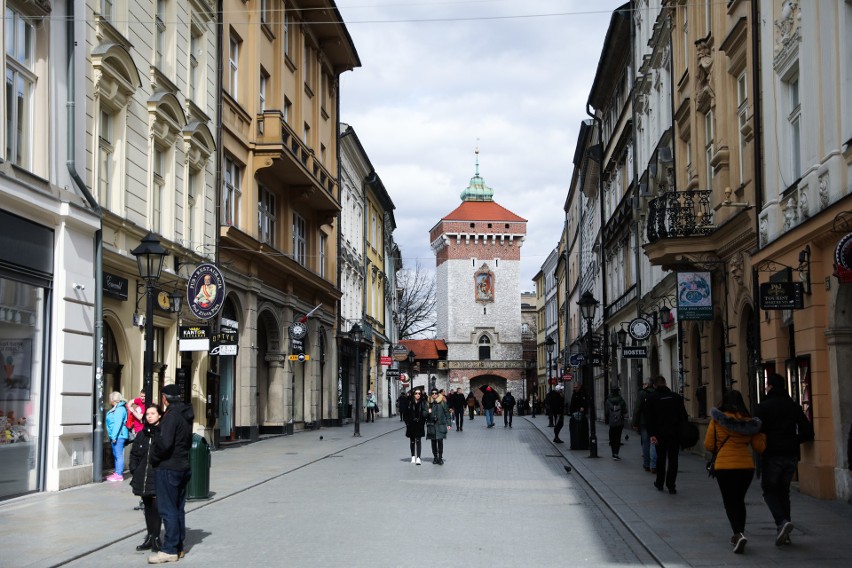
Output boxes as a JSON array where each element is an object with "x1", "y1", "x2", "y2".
[{"x1": 478, "y1": 335, "x2": 491, "y2": 361}]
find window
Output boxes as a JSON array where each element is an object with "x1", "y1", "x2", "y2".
[
  {"x1": 292, "y1": 212, "x2": 306, "y2": 265},
  {"x1": 259, "y1": 70, "x2": 268, "y2": 111},
  {"x1": 187, "y1": 172, "x2": 198, "y2": 247},
  {"x1": 189, "y1": 26, "x2": 202, "y2": 103},
  {"x1": 371, "y1": 211, "x2": 377, "y2": 249},
  {"x1": 787, "y1": 74, "x2": 801, "y2": 181},
  {"x1": 229, "y1": 33, "x2": 240, "y2": 99},
  {"x1": 682, "y1": 5, "x2": 689, "y2": 73},
  {"x1": 5, "y1": 7, "x2": 35, "y2": 167},
  {"x1": 258, "y1": 185, "x2": 276, "y2": 246},
  {"x1": 283, "y1": 13, "x2": 292, "y2": 58},
  {"x1": 303, "y1": 122, "x2": 310, "y2": 145},
  {"x1": 736, "y1": 72, "x2": 748, "y2": 184},
  {"x1": 101, "y1": 0, "x2": 113, "y2": 20},
  {"x1": 155, "y1": 0, "x2": 166, "y2": 69},
  {"x1": 223, "y1": 156, "x2": 242, "y2": 226},
  {"x1": 704, "y1": 110, "x2": 714, "y2": 185},
  {"x1": 260, "y1": 0, "x2": 268, "y2": 24},
  {"x1": 319, "y1": 234, "x2": 327, "y2": 278},
  {"x1": 152, "y1": 148, "x2": 165, "y2": 233},
  {"x1": 284, "y1": 97, "x2": 291, "y2": 124},
  {"x1": 98, "y1": 111, "x2": 113, "y2": 209},
  {"x1": 478, "y1": 335, "x2": 491, "y2": 360}
]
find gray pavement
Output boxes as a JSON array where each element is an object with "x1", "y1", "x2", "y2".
[{"x1": 1, "y1": 414, "x2": 850, "y2": 567}]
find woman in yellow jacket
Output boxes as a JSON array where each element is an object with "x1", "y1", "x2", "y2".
[{"x1": 704, "y1": 390, "x2": 766, "y2": 554}]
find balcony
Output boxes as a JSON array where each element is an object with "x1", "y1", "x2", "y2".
[{"x1": 646, "y1": 190, "x2": 714, "y2": 243}]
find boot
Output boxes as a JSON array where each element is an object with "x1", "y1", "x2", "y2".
[
  {"x1": 432, "y1": 456, "x2": 438, "y2": 464},
  {"x1": 152, "y1": 536, "x2": 161, "y2": 553},
  {"x1": 438, "y1": 454, "x2": 444, "y2": 465},
  {"x1": 136, "y1": 534, "x2": 155, "y2": 551}
]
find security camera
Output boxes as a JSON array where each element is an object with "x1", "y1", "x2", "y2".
[{"x1": 134, "y1": 314, "x2": 145, "y2": 328}]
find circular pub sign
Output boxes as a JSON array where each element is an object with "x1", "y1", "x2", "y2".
[{"x1": 187, "y1": 263, "x2": 226, "y2": 320}]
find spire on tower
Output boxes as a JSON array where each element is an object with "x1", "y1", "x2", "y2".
[{"x1": 460, "y1": 144, "x2": 493, "y2": 202}]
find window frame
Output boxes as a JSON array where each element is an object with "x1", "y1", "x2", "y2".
[
  {"x1": 98, "y1": 110, "x2": 114, "y2": 209},
  {"x1": 223, "y1": 156, "x2": 242, "y2": 227},
  {"x1": 152, "y1": 147, "x2": 165, "y2": 233},
  {"x1": 258, "y1": 185, "x2": 276, "y2": 246},
  {"x1": 292, "y1": 212, "x2": 306, "y2": 265},
  {"x1": 229, "y1": 33, "x2": 240, "y2": 99},
  {"x1": 5, "y1": 7, "x2": 36, "y2": 168}
]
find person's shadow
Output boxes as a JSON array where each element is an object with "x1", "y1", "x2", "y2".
[{"x1": 183, "y1": 527, "x2": 212, "y2": 554}]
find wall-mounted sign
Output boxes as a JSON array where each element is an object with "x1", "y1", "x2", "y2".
[
  {"x1": 677, "y1": 272, "x2": 713, "y2": 321},
  {"x1": 628, "y1": 318, "x2": 652, "y2": 341},
  {"x1": 759, "y1": 282, "x2": 804, "y2": 310},
  {"x1": 179, "y1": 325, "x2": 210, "y2": 351},
  {"x1": 622, "y1": 346, "x2": 648, "y2": 359},
  {"x1": 380, "y1": 356, "x2": 392, "y2": 366},
  {"x1": 288, "y1": 321, "x2": 307, "y2": 339},
  {"x1": 187, "y1": 264, "x2": 225, "y2": 320},
  {"x1": 392, "y1": 344, "x2": 411, "y2": 362},
  {"x1": 385, "y1": 369, "x2": 400, "y2": 381},
  {"x1": 210, "y1": 328, "x2": 238, "y2": 357},
  {"x1": 103, "y1": 272, "x2": 128, "y2": 301}
]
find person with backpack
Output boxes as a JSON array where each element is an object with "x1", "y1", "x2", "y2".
[
  {"x1": 604, "y1": 386, "x2": 628, "y2": 460},
  {"x1": 501, "y1": 390, "x2": 516, "y2": 428}
]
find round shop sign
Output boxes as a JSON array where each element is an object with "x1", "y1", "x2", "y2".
[
  {"x1": 187, "y1": 263, "x2": 226, "y2": 320},
  {"x1": 834, "y1": 233, "x2": 852, "y2": 271},
  {"x1": 628, "y1": 317, "x2": 653, "y2": 341}
]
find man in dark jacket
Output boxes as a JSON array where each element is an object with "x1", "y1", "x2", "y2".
[
  {"x1": 481, "y1": 387, "x2": 499, "y2": 428},
  {"x1": 632, "y1": 380, "x2": 657, "y2": 472},
  {"x1": 568, "y1": 382, "x2": 588, "y2": 449},
  {"x1": 397, "y1": 390, "x2": 409, "y2": 422},
  {"x1": 449, "y1": 388, "x2": 466, "y2": 431},
  {"x1": 149, "y1": 384, "x2": 194, "y2": 563},
  {"x1": 645, "y1": 375, "x2": 687, "y2": 494},
  {"x1": 501, "y1": 391, "x2": 516, "y2": 428},
  {"x1": 755, "y1": 373, "x2": 814, "y2": 546},
  {"x1": 551, "y1": 386, "x2": 566, "y2": 443}
]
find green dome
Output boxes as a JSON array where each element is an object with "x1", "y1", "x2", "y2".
[{"x1": 460, "y1": 150, "x2": 493, "y2": 202}]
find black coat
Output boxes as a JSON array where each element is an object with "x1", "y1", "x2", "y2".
[
  {"x1": 481, "y1": 390, "x2": 499, "y2": 410},
  {"x1": 397, "y1": 394, "x2": 410, "y2": 415},
  {"x1": 755, "y1": 389, "x2": 814, "y2": 458},
  {"x1": 151, "y1": 401, "x2": 194, "y2": 472},
  {"x1": 568, "y1": 389, "x2": 585, "y2": 414},
  {"x1": 645, "y1": 386, "x2": 687, "y2": 439},
  {"x1": 129, "y1": 424, "x2": 158, "y2": 497},
  {"x1": 501, "y1": 394, "x2": 516, "y2": 411},
  {"x1": 404, "y1": 399, "x2": 428, "y2": 438},
  {"x1": 449, "y1": 392, "x2": 466, "y2": 412}
]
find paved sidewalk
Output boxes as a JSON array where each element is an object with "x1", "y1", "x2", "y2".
[{"x1": 527, "y1": 414, "x2": 852, "y2": 566}]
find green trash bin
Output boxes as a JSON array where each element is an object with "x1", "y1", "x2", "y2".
[{"x1": 187, "y1": 434, "x2": 211, "y2": 500}]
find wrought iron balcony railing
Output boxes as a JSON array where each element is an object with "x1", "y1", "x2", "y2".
[{"x1": 646, "y1": 190, "x2": 714, "y2": 243}]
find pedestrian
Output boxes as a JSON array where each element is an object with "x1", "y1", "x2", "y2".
[
  {"x1": 631, "y1": 380, "x2": 658, "y2": 473},
  {"x1": 545, "y1": 387, "x2": 555, "y2": 427},
  {"x1": 481, "y1": 386, "x2": 499, "y2": 428},
  {"x1": 105, "y1": 391, "x2": 130, "y2": 482},
  {"x1": 365, "y1": 390, "x2": 377, "y2": 422},
  {"x1": 397, "y1": 390, "x2": 409, "y2": 422},
  {"x1": 404, "y1": 389, "x2": 427, "y2": 465},
  {"x1": 604, "y1": 386, "x2": 627, "y2": 460},
  {"x1": 531, "y1": 393, "x2": 537, "y2": 418},
  {"x1": 466, "y1": 390, "x2": 479, "y2": 420},
  {"x1": 127, "y1": 389, "x2": 147, "y2": 435},
  {"x1": 148, "y1": 384, "x2": 194, "y2": 564},
  {"x1": 705, "y1": 390, "x2": 766, "y2": 554},
  {"x1": 501, "y1": 390, "x2": 516, "y2": 428},
  {"x1": 551, "y1": 385, "x2": 566, "y2": 443},
  {"x1": 568, "y1": 382, "x2": 588, "y2": 450},
  {"x1": 755, "y1": 372, "x2": 814, "y2": 546},
  {"x1": 450, "y1": 387, "x2": 466, "y2": 431},
  {"x1": 426, "y1": 389, "x2": 451, "y2": 464},
  {"x1": 130, "y1": 405, "x2": 164, "y2": 553},
  {"x1": 645, "y1": 375, "x2": 688, "y2": 494}
]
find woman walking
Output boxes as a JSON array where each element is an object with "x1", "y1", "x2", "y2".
[
  {"x1": 427, "y1": 389, "x2": 451, "y2": 465},
  {"x1": 130, "y1": 405, "x2": 163, "y2": 552},
  {"x1": 105, "y1": 391, "x2": 130, "y2": 481},
  {"x1": 365, "y1": 390, "x2": 378, "y2": 422},
  {"x1": 404, "y1": 389, "x2": 427, "y2": 465},
  {"x1": 704, "y1": 390, "x2": 766, "y2": 554}
]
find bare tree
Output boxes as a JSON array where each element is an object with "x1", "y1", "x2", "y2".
[{"x1": 396, "y1": 261, "x2": 436, "y2": 339}]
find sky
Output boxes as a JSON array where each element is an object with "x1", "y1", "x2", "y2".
[{"x1": 336, "y1": 0, "x2": 626, "y2": 290}]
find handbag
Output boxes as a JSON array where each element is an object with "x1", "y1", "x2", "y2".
[
  {"x1": 706, "y1": 428, "x2": 729, "y2": 478},
  {"x1": 426, "y1": 423, "x2": 436, "y2": 439}
]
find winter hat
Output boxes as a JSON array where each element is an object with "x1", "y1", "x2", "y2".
[{"x1": 161, "y1": 384, "x2": 181, "y2": 398}]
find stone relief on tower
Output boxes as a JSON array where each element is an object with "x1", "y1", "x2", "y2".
[{"x1": 475, "y1": 265, "x2": 494, "y2": 302}]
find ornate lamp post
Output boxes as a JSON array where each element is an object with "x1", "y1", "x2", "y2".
[
  {"x1": 349, "y1": 323, "x2": 363, "y2": 437},
  {"x1": 407, "y1": 350, "x2": 416, "y2": 388},
  {"x1": 578, "y1": 291, "x2": 600, "y2": 458},
  {"x1": 545, "y1": 335, "x2": 555, "y2": 387},
  {"x1": 131, "y1": 232, "x2": 168, "y2": 406}
]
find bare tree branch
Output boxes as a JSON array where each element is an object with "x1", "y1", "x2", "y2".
[{"x1": 396, "y1": 261, "x2": 436, "y2": 339}]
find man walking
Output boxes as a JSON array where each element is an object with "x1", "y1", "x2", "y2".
[
  {"x1": 501, "y1": 390, "x2": 516, "y2": 428},
  {"x1": 450, "y1": 388, "x2": 466, "y2": 431},
  {"x1": 755, "y1": 373, "x2": 814, "y2": 546},
  {"x1": 568, "y1": 382, "x2": 588, "y2": 450},
  {"x1": 551, "y1": 385, "x2": 566, "y2": 443},
  {"x1": 149, "y1": 384, "x2": 194, "y2": 564},
  {"x1": 481, "y1": 387, "x2": 499, "y2": 428},
  {"x1": 466, "y1": 390, "x2": 479, "y2": 420},
  {"x1": 397, "y1": 390, "x2": 409, "y2": 422},
  {"x1": 604, "y1": 386, "x2": 627, "y2": 460},
  {"x1": 632, "y1": 380, "x2": 657, "y2": 472},
  {"x1": 645, "y1": 376, "x2": 687, "y2": 494}
]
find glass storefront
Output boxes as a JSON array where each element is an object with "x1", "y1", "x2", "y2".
[{"x1": 0, "y1": 278, "x2": 46, "y2": 499}]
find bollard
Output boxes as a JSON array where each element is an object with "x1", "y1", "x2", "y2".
[{"x1": 187, "y1": 434, "x2": 211, "y2": 500}]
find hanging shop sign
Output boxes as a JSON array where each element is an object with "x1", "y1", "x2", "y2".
[
  {"x1": 392, "y1": 344, "x2": 411, "y2": 362},
  {"x1": 628, "y1": 318, "x2": 652, "y2": 341},
  {"x1": 186, "y1": 264, "x2": 226, "y2": 320},
  {"x1": 380, "y1": 356, "x2": 392, "y2": 366},
  {"x1": 179, "y1": 325, "x2": 210, "y2": 351},
  {"x1": 759, "y1": 282, "x2": 804, "y2": 310},
  {"x1": 834, "y1": 233, "x2": 852, "y2": 283},
  {"x1": 210, "y1": 328, "x2": 238, "y2": 356},
  {"x1": 385, "y1": 369, "x2": 400, "y2": 381},
  {"x1": 676, "y1": 272, "x2": 713, "y2": 321},
  {"x1": 622, "y1": 346, "x2": 648, "y2": 359}
]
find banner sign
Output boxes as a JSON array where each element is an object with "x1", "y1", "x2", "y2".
[
  {"x1": 179, "y1": 325, "x2": 210, "y2": 351},
  {"x1": 187, "y1": 264, "x2": 226, "y2": 320},
  {"x1": 677, "y1": 272, "x2": 713, "y2": 320},
  {"x1": 760, "y1": 282, "x2": 804, "y2": 310}
]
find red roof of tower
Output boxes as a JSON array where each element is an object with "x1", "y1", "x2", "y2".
[{"x1": 441, "y1": 201, "x2": 527, "y2": 223}]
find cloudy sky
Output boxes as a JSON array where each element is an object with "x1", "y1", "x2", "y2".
[{"x1": 336, "y1": 0, "x2": 625, "y2": 289}]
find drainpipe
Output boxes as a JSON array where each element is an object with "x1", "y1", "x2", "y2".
[
  {"x1": 749, "y1": 0, "x2": 765, "y2": 407},
  {"x1": 629, "y1": 1, "x2": 643, "y2": 393},
  {"x1": 68, "y1": 0, "x2": 104, "y2": 483}
]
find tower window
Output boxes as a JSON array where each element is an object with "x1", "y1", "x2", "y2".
[
  {"x1": 505, "y1": 224, "x2": 509, "y2": 229},
  {"x1": 487, "y1": 223, "x2": 492, "y2": 228},
  {"x1": 470, "y1": 223, "x2": 475, "y2": 228},
  {"x1": 478, "y1": 335, "x2": 491, "y2": 360}
]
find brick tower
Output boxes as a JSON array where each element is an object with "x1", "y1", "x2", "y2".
[{"x1": 430, "y1": 151, "x2": 527, "y2": 397}]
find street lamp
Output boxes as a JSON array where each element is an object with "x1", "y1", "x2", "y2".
[
  {"x1": 545, "y1": 335, "x2": 555, "y2": 387},
  {"x1": 407, "y1": 349, "x2": 416, "y2": 389},
  {"x1": 131, "y1": 232, "x2": 168, "y2": 407},
  {"x1": 578, "y1": 291, "x2": 599, "y2": 458},
  {"x1": 349, "y1": 323, "x2": 363, "y2": 437}
]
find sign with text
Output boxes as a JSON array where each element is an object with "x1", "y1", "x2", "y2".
[
  {"x1": 211, "y1": 328, "x2": 238, "y2": 357},
  {"x1": 380, "y1": 356, "x2": 392, "y2": 366},
  {"x1": 760, "y1": 282, "x2": 804, "y2": 310},
  {"x1": 385, "y1": 369, "x2": 400, "y2": 381},
  {"x1": 103, "y1": 272, "x2": 128, "y2": 301},
  {"x1": 677, "y1": 272, "x2": 713, "y2": 320},
  {"x1": 622, "y1": 346, "x2": 648, "y2": 359},
  {"x1": 179, "y1": 325, "x2": 210, "y2": 351},
  {"x1": 392, "y1": 344, "x2": 411, "y2": 362},
  {"x1": 187, "y1": 263, "x2": 226, "y2": 320}
]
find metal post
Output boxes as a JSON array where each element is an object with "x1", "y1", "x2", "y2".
[
  {"x1": 586, "y1": 322, "x2": 598, "y2": 458},
  {"x1": 354, "y1": 342, "x2": 361, "y2": 437},
  {"x1": 143, "y1": 282, "x2": 155, "y2": 407}
]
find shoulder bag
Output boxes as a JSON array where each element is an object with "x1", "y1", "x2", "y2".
[{"x1": 706, "y1": 427, "x2": 729, "y2": 478}]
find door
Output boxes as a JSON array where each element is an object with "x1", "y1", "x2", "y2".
[{"x1": 219, "y1": 357, "x2": 234, "y2": 439}]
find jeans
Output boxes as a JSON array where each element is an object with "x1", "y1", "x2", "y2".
[
  {"x1": 484, "y1": 409, "x2": 495, "y2": 426},
  {"x1": 640, "y1": 426, "x2": 657, "y2": 469},
  {"x1": 503, "y1": 409, "x2": 513, "y2": 426},
  {"x1": 366, "y1": 407, "x2": 375, "y2": 422},
  {"x1": 715, "y1": 469, "x2": 755, "y2": 534},
  {"x1": 654, "y1": 435, "x2": 680, "y2": 490},
  {"x1": 156, "y1": 468, "x2": 192, "y2": 555},
  {"x1": 761, "y1": 455, "x2": 798, "y2": 526},
  {"x1": 111, "y1": 437, "x2": 126, "y2": 474},
  {"x1": 409, "y1": 438, "x2": 422, "y2": 458},
  {"x1": 455, "y1": 411, "x2": 464, "y2": 430}
]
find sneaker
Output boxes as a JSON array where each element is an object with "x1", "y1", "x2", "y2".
[
  {"x1": 411, "y1": 456, "x2": 416, "y2": 464},
  {"x1": 613, "y1": 455, "x2": 621, "y2": 461},
  {"x1": 776, "y1": 521, "x2": 794, "y2": 546},
  {"x1": 147, "y1": 551, "x2": 179, "y2": 564},
  {"x1": 415, "y1": 457, "x2": 421, "y2": 465},
  {"x1": 733, "y1": 533, "x2": 747, "y2": 554},
  {"x1": 107, "y1": 473, "x2": 123, "y2": 482}
]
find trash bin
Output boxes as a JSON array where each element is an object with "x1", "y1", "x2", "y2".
[{"x1": 187, "y1": 434, "x2": 211, "y2": 500}]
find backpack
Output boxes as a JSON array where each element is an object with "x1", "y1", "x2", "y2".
[{"x1": 609, "y1": 402, "x2": 624, "y2": 427}]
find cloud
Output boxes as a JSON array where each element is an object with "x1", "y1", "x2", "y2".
[{"x1": 338, "y1": 0, "x2": 623, "y2": 286}]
